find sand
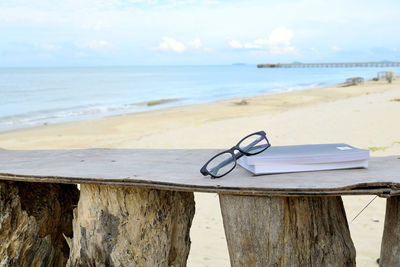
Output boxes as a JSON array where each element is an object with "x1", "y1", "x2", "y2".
[{"x1": 1, "y1": 79, "x2": 399, "y2": 266}]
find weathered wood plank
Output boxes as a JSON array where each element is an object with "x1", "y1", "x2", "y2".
[
  {"x1": 380, "y1": 196, "x2": 400, "y2": 266},
  {"x1": 0, "y1": 149, "x2": 399, "y2": 196},
  {"x1": 67, "y1": 184, "x2": 195, "y2": 266},
  {"x1": 219, "y1": 194, "x2": 356, "y2": 266},
  {"x1": 0, "y1": 181, "x2": 79, "y2": 266}
]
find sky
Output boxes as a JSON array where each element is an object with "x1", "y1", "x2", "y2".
[{"x1": 0, "y1": 0, "x2": 399, "y2": 67}]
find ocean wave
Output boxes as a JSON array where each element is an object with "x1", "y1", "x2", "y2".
[
  {"x1": 0, "y1": 98, "x2": 182, "y2": 132},
  {"x1": 129, "y1": 98, "x2": 181, "y2": 107},
  {"x1": 264, "y1": 83, "x2": 325, "y2": 94}
]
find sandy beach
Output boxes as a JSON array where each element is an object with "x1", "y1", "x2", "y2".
[{"x1": 1, "y1": 79, "x2": 399, "y2": 266}]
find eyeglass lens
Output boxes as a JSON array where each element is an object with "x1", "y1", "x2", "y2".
[
  {"x1": 238, "y1": 133, "x2": 269, "y2": 154},
  {"x1": 206, "y1": 152, "x2": 235, "y2": 177}
]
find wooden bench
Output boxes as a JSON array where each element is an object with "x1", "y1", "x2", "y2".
[{"x1": 0, "y1": 148, "x2": 399, "y2": 266}]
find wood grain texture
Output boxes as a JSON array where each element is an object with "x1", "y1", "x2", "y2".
[
  {"x1": 380, "y1": 196, "x2": 400, "y2": 266},
  {"x1": 67, "y1": 184, "x2": 195, "y2": 267},
  {"x1": 0, "y1": 181, "x2": 79, "y2": 266},
  {"x1": 219, "y1": 194, "x2": 356, "y2": 267},
  {"x1": 0, "y1": 149, "x2": 399, "y2": 196}
]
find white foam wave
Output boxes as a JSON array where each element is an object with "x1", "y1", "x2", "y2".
[{"x1": 0, "y1": 99, "x2": 182, "y2": 132}]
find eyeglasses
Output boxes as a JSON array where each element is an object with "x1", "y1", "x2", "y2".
[{"x1": 200, "y1": 131, "x2": 271, "y2": 178}]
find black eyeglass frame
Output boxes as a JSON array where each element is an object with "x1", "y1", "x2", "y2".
[{"x1": 200, "y1": 131, "x2": 271, "y2": 179}]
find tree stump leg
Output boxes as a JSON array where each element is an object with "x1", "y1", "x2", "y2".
[
  {"x1": 219, "y1": 194, "x2": 356, "y2": 267},
  {"x1": 380, "y1": 196, "x2": 400, "y2": 266},
  {"x1": 0, "y1": 181, "x2": 79, "y2": 267},
  {"x1": 67, "y1": 184, "x2": 195, "y2": 267}
]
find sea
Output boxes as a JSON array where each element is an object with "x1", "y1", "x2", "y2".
[{"x1": 1, "y1": 65, "x2": 399, "y2": 132}]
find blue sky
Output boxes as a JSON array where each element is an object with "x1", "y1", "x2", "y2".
[{"x1": 0, "y1": 0, "x2": 399, "y2": 67}]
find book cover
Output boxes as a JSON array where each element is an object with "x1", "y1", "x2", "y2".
[{"x1": 240, "y1": 143, "x2": 370, "y2": 165}]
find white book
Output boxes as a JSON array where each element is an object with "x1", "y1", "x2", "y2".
[
  {"x1": 239, "y1": 159, "x2": 368, "y2": 175},
  {"x1": 238, "y1": 143, "x2": 370, "y2": 175},
  {"x1": 240, "y1": 143, "x2": 370, "y2": 165}
]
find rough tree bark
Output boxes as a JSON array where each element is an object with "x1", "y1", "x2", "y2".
[
  {"x1": 219, "y1": 194, "x2": 356, "y2": 267},
  {"x1": 380, "y1": 196, "x2": 400, "y2": 267},
  {"x1": 0, "y1": 181, "x2": 79, "y2": 267},
  {"x1": 67, "y1": 184, "x2": 195, "y2": 267}
]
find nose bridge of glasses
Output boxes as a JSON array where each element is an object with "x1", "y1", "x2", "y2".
[{"x1": 229, "y1": 146, "x2": 241, "y2": 155}]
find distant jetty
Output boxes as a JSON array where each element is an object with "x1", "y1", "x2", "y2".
[{"x1": 257, "y1": 62, "x2": 400, "y2": 68}]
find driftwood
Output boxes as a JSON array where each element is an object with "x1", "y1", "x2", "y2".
[
  {"x1": 1, "y1": 149, "x2": 400, "y2": 265},
  {"x1": 342, "y1": 77, "x2": 364, "y2": 87},
  {"x1": 67, "y1": 184, "x2": 195, "y2": 266},
  {"x1": 1, "y1": 149, "x2": 400, "y2": 197},
  {"x1": 219, "y1": 194, "x2": 356, "y2": 267},
  {"x1": 0, "y1": 181, "x2": 79, "y2": 266},
  {"x1": 380, "y1": 196, "x2": 400, "y2": 266}
]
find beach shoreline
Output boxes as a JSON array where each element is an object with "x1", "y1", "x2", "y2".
[
  {"x1": 0, "y1": 79, "x2": 332, "y2": 135},
  {"x1": 0, "y1": 78, "x2": 399, "y2": 266},
  {"x1": 1, "y1": 78, "x2": 396, "y2": 149},
  {"x1": 2, "y1": 64, "x2": 399, "y2": 134}
]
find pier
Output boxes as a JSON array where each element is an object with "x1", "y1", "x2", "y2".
[{"x1": 257, "y1": 62, "x2": 400, "y2": 68}]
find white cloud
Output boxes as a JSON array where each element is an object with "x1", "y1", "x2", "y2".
[
  {"x1": 270, "y1": 46, "x2": 296, "y2": 55},
  {"x1": 331, "y1": 45, "x2": 340, "y2": 51},
  {"x1": 188, "y1": 38, "x2": 202, "y2": 49},
  {"x1": 38, "y1": 43, "x2": 62, "y2": 51},
  {"x1": 155, "y1": 37, "x2": 206, "y2": 53},
  {"x1": 268, "y1": 27, "x2": 293, "y2": 46},
  {"x1": 311, "y1": 47, "x2": 319, "y2": 55},
  {"x1": 229, "y1": 40, "x2": 243, "y2": 49},
  {"x1": 156, "y1": 37, "x2": 186, "y2": 53},
  {"x1": 81, "y1": 20, "x2": 109, "y2": 31},
  {"x1": 128, "y1": 0, "x2": 157, "y2": 3},
  {"x1": 75, "y1": 51, "x2": 88, "y2": 57},
  {"x1": 249, "y1": 50, "x2": 268, "y2": 56},
  {"x1": 244, "y1": 39, "x2": 268, "y2": 49},
  {"x1": 230, "y1": 27, "x2": 297, "y2": 55},
  {"x1": 78, "y1": 40, "x2": 112, "y2": 50}
]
